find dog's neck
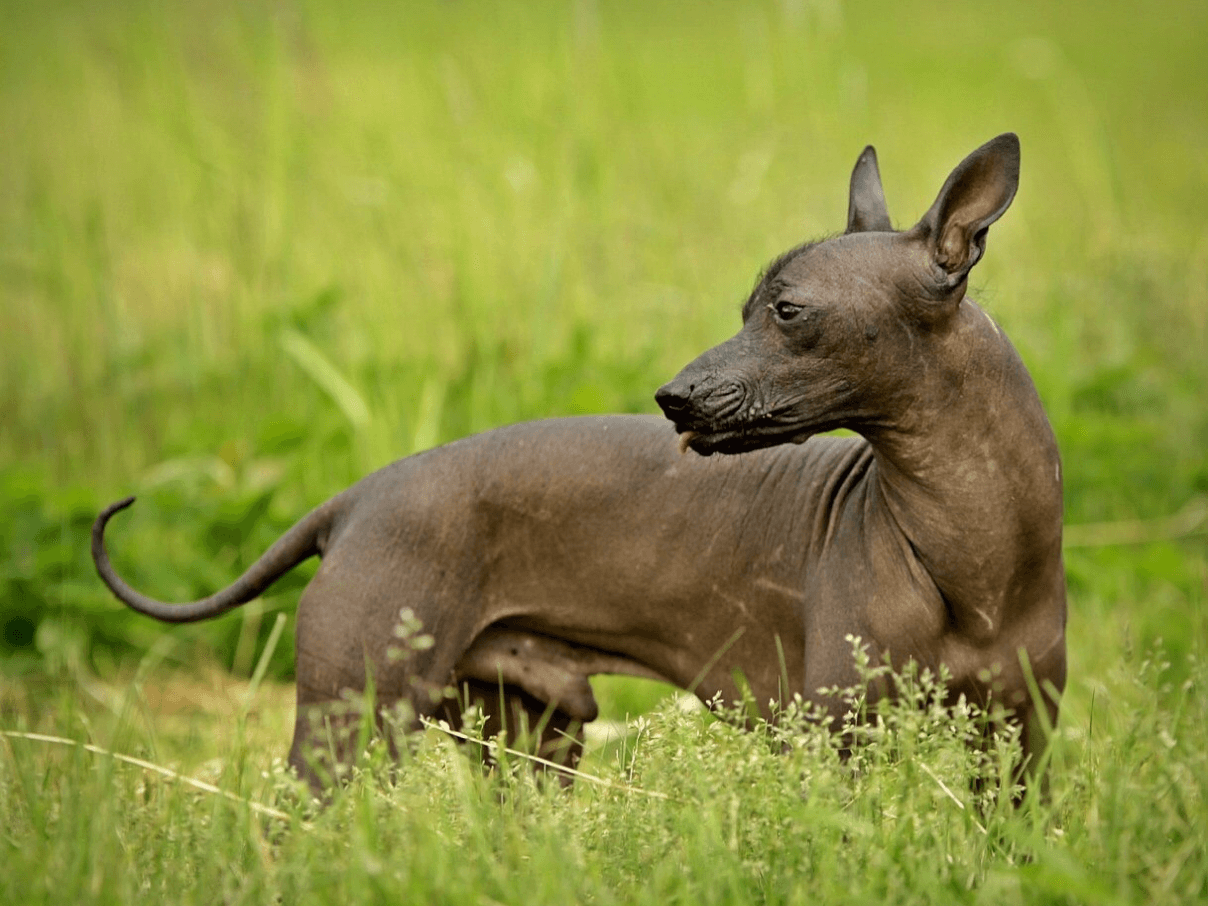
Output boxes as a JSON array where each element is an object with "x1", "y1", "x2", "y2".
[{"x1": 863, "y1": 298, "x2": 1064, "y2": 641}]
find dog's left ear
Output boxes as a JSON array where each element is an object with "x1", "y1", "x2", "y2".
[
  {"x1": 914, "y1": 133, "x2": 1020, "y2": 290},
  {"x1": 846, "y1": 146, "x2": 892, "y2": 233}
]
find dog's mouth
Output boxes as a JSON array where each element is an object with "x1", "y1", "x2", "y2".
[{"x1": 674, "y1": 422, "x2": 812, "y2": 457}]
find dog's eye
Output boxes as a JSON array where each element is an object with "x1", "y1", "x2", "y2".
[{"x1": 771, "y1": 300, "x2": 804, "y2": 322}]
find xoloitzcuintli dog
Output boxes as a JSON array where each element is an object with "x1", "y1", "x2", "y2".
[{"x1": 93, "y1": 133, "x2": 1066, "y2": 793}]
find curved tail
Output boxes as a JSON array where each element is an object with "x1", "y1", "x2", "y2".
[{"x1": 92, "y1": 495, "x2": 335, "y2": 623}]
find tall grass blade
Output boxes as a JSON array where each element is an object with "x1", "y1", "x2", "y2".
[
  {"x1": 1, "y1": 730, "x2": 292, "y2": 822},
  {"x1": 278, "y1": 328, "x2": 372, "y2": 433}
]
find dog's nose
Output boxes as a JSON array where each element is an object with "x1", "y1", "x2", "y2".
[{"x1": 655, "y1": 380, "x2": 694, "y2": 417}]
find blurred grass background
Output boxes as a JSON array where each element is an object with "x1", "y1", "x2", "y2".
[{"x1": 1, "y1": 0, "x2": 1205, "y2": 724}]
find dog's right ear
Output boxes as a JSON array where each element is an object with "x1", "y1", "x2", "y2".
[{"x1": 846, "y1": 146, "x2": 892, "y2": 234}]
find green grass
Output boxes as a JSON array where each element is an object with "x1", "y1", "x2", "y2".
[
  {"x1": 2, "y1": 0, "x2": 1206, "y2": 902},
  {"x1": 4, "y1": 650, "x2": 1205, "y2": 903}
]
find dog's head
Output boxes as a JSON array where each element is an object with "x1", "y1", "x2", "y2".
[{"x1": 656, "y1": 134, "x2": 1020, "y2": 456}]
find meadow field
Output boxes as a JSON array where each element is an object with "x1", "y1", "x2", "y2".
[{"x1": 2, "y1": 0, "x2": 1206, "y2": 902}]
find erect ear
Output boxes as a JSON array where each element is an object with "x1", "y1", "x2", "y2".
[
  {"x1": 914, "y1": 133, "x2": 1020, "y2": 289},
  {"x1": 846, "y1": 145, "x2": 892, "y2": 233}
]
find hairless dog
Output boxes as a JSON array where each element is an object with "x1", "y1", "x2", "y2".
[{"x1": 94, "y1": 134, "x2": 1065, "y2": 792}]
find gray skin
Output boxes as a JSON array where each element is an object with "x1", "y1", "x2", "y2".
[{"x1": 93, "y1": 134, "x2": 1065, "y2": 792}]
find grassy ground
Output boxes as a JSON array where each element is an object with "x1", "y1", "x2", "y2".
[{"x1": 2, "y1": 0, "x2": 1206, "y2": 902}]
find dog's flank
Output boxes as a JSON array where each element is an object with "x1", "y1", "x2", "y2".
[{"x1": 93, "y1": 134, "x2": 1065, "y2": 794}]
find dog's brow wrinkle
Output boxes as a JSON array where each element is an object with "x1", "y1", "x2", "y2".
[{"x1": 759, "y1": 238, "x2": 822, "y2": 288}]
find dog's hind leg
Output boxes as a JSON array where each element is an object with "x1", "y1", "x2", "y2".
[{"x1": 285, "y1": 536, "x2": 483, "y2": 791}]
